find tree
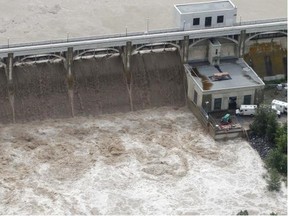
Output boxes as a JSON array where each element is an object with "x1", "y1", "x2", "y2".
[
  {"x1": 267, "y1": 169, "x2": 281, "y2": 192},
  {"x1": 266, "y1": 149, "x2": 287, "y2": 175},
  {"x1": 275, "y1": 123, "x2": 287, "y2": 154},
  {"x1": 266, "y1": 113, "x2": 279, "y2": 142},
  {"x1": 250, "y1": 106, "x2": 279, "y2": 143},
  {"x1": 237, "y1": 210, "x2": 249, "y2": 215}
]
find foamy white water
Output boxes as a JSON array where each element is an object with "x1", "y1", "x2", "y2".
[{"x1": 0, "y1": 107, "x2": 286, "y2": 215}]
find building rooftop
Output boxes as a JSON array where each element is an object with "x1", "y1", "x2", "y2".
[
  {"x1": 175, "y1": 0, "x2": 235, "y2": 14},
  {"x1": 186, "y1": 58, "x2": 265, "y2": 92}
]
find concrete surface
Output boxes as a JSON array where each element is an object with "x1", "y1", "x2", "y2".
[{"x1": 192, "y1": 59, "x2": 264, "y2": 91}]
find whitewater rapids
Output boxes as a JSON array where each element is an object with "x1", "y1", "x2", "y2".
[{"x1": 0, "y1": 106, "x2": 286, "y2": 215}]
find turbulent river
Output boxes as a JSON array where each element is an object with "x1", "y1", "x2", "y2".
[{"x1": 0, "y1": 106, "x2": 286, "y2": 215}]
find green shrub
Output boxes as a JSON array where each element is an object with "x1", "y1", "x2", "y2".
[
  {"x1": 267, "y1": 169, "x2": 281, "y2": 192},
  {"x1": 265, "y1": 148, "x2": 287, "y2": 175},
  {"x1": 250, "y1": 106, "x2": 279, "y2": 143},
  {"x1": 266, "y1": 149, "x2": 287, "y2": 175},
  {"x1": 275, "y1": 124, "x2": 287, "y2": 154},
  {"x1": 237, "y1": 210, "x2": 249, "y2": 215}
]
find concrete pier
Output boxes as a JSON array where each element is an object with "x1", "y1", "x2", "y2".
[
  {"x1": 65, "y1": 47, "x2": 75, "y2": 116},
  {"x1": 181, "y1": 36, "x2": 189, "y2": 64},
  {"x1": 122, "y1": 41, "x2": 133, "y2": 111},
  {"x1": 238, "y1": 30, "x2": 246, "y2": 57},
  {"x1": 6, "y1": 53, "x2": 15, "y2": 123}
]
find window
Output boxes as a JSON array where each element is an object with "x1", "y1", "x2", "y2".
[
  {"x1": 205, "y1": 17, "x2": 212, "y2": 27},
  {"x1": 193, "y1": 18, "x2": 200, "y2": 26},
  {"x1": 217, "y1": 15, "x2": 224, "y2": 23},
  {"x1": 194, "y1": 90, "x2": 198, "y2": 104},
  {"x1": 215, "y1": 49, "x2": 218, "y2": 55},
  {"x1": 214, "y1": 98, "x2": 222, "y2": 110},
  {"x1": 243, "y1": 95, "x2": 252, "y2": 105},
  {"x1": 229, "y1": 96, "x2": 237, "y2": 109}
]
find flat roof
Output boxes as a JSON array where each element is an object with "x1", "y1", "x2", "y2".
[
  {"x1": 187, "y1": 58, "x2": 265, "y2": 92},
  {"x1": 175, "y1": 0, "x2": 235, "y2": 14}
]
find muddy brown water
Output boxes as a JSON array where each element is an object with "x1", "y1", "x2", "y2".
[{"x1": 0, "y1": 50, "x2": 185, "y2": 123}]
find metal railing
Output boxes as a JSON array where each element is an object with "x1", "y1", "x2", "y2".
[
  {"x1": 234, "y1": 17, "x2": 287, "y2": 26},
  {"x1": 0, "y1": 18, "x2": 286, "y2": 49},
  {"x1": 0, "y1": 18, "x2": 286, "y2": 58}
]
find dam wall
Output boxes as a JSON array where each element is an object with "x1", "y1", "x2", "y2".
[
  {"x1": 244, "y1": 38, "x2": 287, "y2": 80},
  {"x1": 72, "y1": 56, "x2": 130, "y2": 116},
  {"x1": 130, "y1": 51, "x2": 185, "y2": 110},
  {"x1": 0, "y1": 68, "x2": 11, "y2": 123},
  {"x1": 10, "y1": 63, "x2": 70, "y2": 122},
  {"x1": 0, "y1": 50, "x2": 185, "y2": 123}
]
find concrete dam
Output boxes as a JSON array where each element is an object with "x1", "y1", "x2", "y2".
[{"x1": 0, "y1": 50, "x2": 186, "y2": 123}]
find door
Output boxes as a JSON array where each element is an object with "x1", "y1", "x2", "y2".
[
  {"x1": 214, "y1": 98, "x2": 222, "y2": 110},
  {"x1": 205, "y1": 17, "x2": 212, "y2": 27},
  {"x1": 243, "y1": 95, "x2": 252, "y2": 105},
  {"x1": 229, "y1": 97, "x2": 237, "y2": 109}
]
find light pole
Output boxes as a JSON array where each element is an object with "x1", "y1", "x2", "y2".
[
  {"x1": 205, "y1": 101, "x2": 209, "y2": 119},
  {"x1": 183, "y1": 20, "x2": 186, "y2": 31},
  {"x1": 146, "y1": 18, "x2": 149, "y2": 34}
]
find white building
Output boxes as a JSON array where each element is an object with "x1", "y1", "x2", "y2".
[
  {"x1": 174, "y1": 0, "x2": 237, "y2": 30},
  {"x1": 185, "y1": 58, "x2": 265, "y2": 112}
]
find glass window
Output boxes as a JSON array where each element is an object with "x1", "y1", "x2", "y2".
[
  {"x1": 214, "y1": 98, "x2": 222, "y2": 110},
  {"x1": 217, "y1": 15, "x2": 224, "y2": 23},
  {"x1": 205, "y1": 17, "x2": 212, "y2": 27},
  {"x1": 243, "y1": 95, "x2": 251, "y2": 105},
  {"x1": 193, "y1": 18, "x2": 200, "y2": 26}
]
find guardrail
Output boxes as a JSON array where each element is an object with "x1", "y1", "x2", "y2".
[
  {"x1": 0, "y1": 18, "x2": 286, "y2": 58},
  {"x1": 234, "y1": 17, "x2": 287, "y2": 26},
  {"x1": 0, "y1": 18, "x2": 286, "y2": 50}
]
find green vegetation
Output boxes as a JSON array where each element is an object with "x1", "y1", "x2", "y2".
[
  {"x1": 275, "y1": 124, "x2": 287, "y2": 154},
  {"x1": 266, "y1": 149, "x2": 287, "y2": 175},
  {"x1": 250, "y1": 106, "x2": 279, "y2": 143},
  {"x1": 250, "y1": 107, "x2": 287, "y2": 191},
  {"x1": 265, "y1": 123, "x2": 287, "y2": 176},
  {"x1": 266, "y1": 169, "x2": 281, "y2": 192},
  {"x1": 264, "y1": 78, "x2": 286, "y2": 85},
  {"x1": 237, "y1": 210, "x2": 249, "y2": 215}
]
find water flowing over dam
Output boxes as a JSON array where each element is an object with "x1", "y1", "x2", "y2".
[{"x1": 0, "y1": 50, "x2": 185, "y2": 123}]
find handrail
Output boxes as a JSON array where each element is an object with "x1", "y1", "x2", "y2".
[
  {"x1": 0, "y1": 18, "x2": 286, "y2": 58},
  {"x1": 0, "y1": 18, "x2": 286, "y2": 49},
  {"x1": 234, "y1": 17, "x2": 287, "y2": 26}
]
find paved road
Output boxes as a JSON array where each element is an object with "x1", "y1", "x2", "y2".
[{"x1": 0, "y1": 0, "x2": 286, "y2": 44}]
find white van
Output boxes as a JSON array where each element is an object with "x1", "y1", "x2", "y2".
[
  {"x1": 236, "y1": 105, "x2": 257, "y2": 116},
  {"x1": 271, "y1": 99, "x2": 287, "y2": 113},
  {"x1": 271, "y1": 105, "x2": 281, "y2": 117}
]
